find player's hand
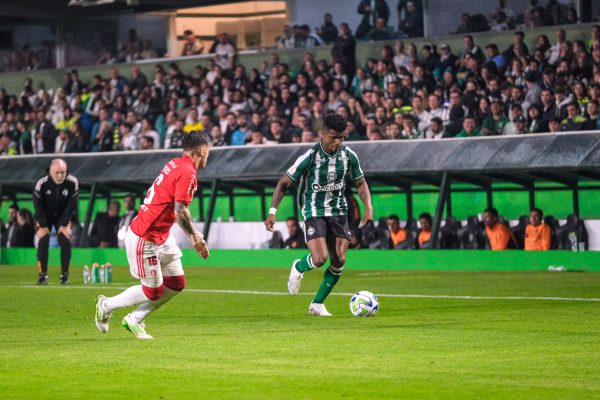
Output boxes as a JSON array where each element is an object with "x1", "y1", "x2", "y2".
[
  {"x1": 191, "y1": 231, "x2": 210, "y2": 259},
  {"x1": 359, "y1": 207, "x2": 374, "y2": 229},
  {"x1": 36, "y1": 227, "x2": 50, "y2": 239},
  {"x1": 58, "y1": 225, "x2": 72, "y2": 240},
  {"x1": 264, "y1": 214, "x2": 276, "y2": 232}
]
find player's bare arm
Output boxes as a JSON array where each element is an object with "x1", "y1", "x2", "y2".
[
  {"x1": 265, "y1": 174, "x2": 295, "y2": 232},
  {"x1": 355, "y1": 177, "x2": 373, "y2": 227},
  {"x1": 175, "y1": 201, "x2": 209, "y2": 259}
]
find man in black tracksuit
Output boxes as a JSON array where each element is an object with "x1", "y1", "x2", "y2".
[{"x1": 33, "y1": 159, "x2": 79, "y2": 284}]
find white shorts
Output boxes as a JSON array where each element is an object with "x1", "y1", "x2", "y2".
[{"x1": 124, "y1": 228, "x2": 184, "y2": 288}]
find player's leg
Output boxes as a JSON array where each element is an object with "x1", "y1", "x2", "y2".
[
  {"x1": 95, "y1": 229, "x2": 161, "y2": 337},
  {"x1": 288, "y1": 218, "x2": 329, "y2": 295},
  {"x1": 36, "y1": 226, "x2": 50, "y2": 285},
  {"x1": 130, "y1": 236, "x2": 185, "y2": 323},
  {"x1": 309, "y1": 216, "x2": 351, "y2": 316},
  {"x1": 57, "y1": 223, "x2": 71, "y2": 284}
]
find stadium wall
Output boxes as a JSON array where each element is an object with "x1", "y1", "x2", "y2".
[
  {"x1": 0, "y1": 23, "x2": 593, "y2": 94},
  {"x1": 3, "y1": 248, "x2": 600, "y2": 272}
]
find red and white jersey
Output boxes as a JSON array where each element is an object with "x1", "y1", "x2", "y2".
[{"x1": 130, "y1": 154, "x2": 198, "y2": 245}]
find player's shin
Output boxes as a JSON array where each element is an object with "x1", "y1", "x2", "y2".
[
  {"x1": 130, "y1": 275, "x2": 186, "y2": 323},
  {"x1": 103, "y1": 285, "x2": 153, "y2": 312},
  {"x1": 313, "y1": 265, "x2": 343, "y2": 304},
  {"x1": 295, "y1": 253, "x2": 316, "y2": 273}
]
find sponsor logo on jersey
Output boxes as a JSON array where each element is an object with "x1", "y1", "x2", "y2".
[
  {"x1": 312, "y1": 181, "x2": 344, "y2": 192},
  {"x1": 62, "y1": 189, "x2": 69, "y2": 196},
  {"x1": 327, "y1": 171, "x2": 336, "y2": 182}
]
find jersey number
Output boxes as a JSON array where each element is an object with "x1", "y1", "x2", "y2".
[{"x1": 144, "y1": 173, "x2": 164, "y2": 205}]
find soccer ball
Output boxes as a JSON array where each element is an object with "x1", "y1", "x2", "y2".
[{"x1": 349, "y1": 291, "x2": 379, "y2": 317}]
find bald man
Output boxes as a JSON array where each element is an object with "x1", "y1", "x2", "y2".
[{"x1": 33, "y1": 159, "x2": 79, "y2": 284}]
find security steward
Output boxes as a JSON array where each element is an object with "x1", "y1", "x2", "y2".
[{"x1": 33, "y1": 159, "x2": 79, "y2": 284}]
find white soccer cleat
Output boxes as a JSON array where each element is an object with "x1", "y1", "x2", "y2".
[
  {"x1": 308, "y1": 303, "x2": 332, "y2": 316},
  {"x1": 121, "y1": 314, "x2": 154, "y2": 340},
  {"x1": 95, "y1": 295, "x2": 111, "y2": 333},
  {"x1": 287, "y1": 259, "x2": 303, "y2": 295}
]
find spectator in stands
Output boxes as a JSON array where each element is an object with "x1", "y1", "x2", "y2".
[
  {"x1": 425, "y1": 117, "x2": 446, "y2": 139},
  {"x1": 181, "y1": 29, "x2": 204, "y2": 56},
  {"x1": 139, "y1": 136, "x2": 154, "y2": 150},
  {"x1": 317, "y1": 13, "x2": 339, "y2": 44},
  {"x1": 526, "y1": 104, "x2": 544, "y2": 133},
  {"x1": 561, "y1": 102, "x2": 587, "y2": 131},
  {"x1": 369, "y1": 18, "x2": 390, "y2": 41},
  {"x1": 211, "y1": 125, "x2": 226, "y2": 147},
  {"x1": 213, "y1": 33, "x2": 236, "y2": 70},
  {"x1": 231, "y1": 112, "x2": 250, "y2": 145},
  {"x1": 117, "y1": 194, "x2": 137, "y2": 248},
  {"x1": 481, "y1": 99, "x2": 509, "y2": 136},
  {"x1": 417, "y1": 212, "x2": 432, "y2": 249},
  {"x1": 89, "y1": 201, "x2": 120, "y2": 248},
  {"x1": 140, "y1": 117, "x2": 160, "y2": 149},
  {"x1": 524, "y1": 208, "x2": 551, "y2": 251},
  {"x1": 483, "y1": 207, "x2": 516, "y2": 250},
  {"x1": 282, "y1": 217, "x2": 306, "y2": 249},
  {"x1": 278, "y1": 25, "x2": 296, "y2": 50},
  {"x1": 491, "y1": 11, "x2": 510, "y2": 32},
  {"x1": 584, "y1": 99, "x2": 600, "y2": 130},
  {"x1": 356, "y1": 0, "x2": 390, "y2": 39},
  {"x1": 119, "y1": 123, "x2": 138, "y2": 151},
  {"x1": 331, "y1": 23, "x2": 357, "y2": 79},
  {"x1": 398, "y1": 1, "x2": 423, "y2": 38},
  {"x1": 456, "y1": 116, "x2": 480, "y2": 137},
  {"x1": 460, "y1": 35, "x2": 485, "y2": 63},
  {"x1": 387, "y1": 214, "x2": 408, "y2": 248},
  {"x1": 547, "y1": 116, "x2": 561, "y2": 132}
]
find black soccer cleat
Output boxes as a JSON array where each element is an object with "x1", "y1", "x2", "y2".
[
  {"x1": 37, "y1": 273, "x2": 48, "y2": 285},
  {"x1": 59, "y1": 274, "x2": 69, "y2": 285}
]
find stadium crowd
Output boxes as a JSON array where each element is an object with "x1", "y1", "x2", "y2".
[{"x1": 0, "y1": 23, "x2": 598, "y2": 155}]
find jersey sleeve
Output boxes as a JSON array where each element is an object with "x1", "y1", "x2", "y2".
[
  {"x1": 346, "y1": 148, "x2": 364, "y2": 181},
  {"x1": 174, "y1": 170, "x2": 197, "y2": 205},
  {"x1": 285, "y1": 149, "x2": 314, "y2": 182}
]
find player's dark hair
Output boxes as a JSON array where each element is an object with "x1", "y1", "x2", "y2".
[
  {"x1": 183, "y1": 130, "x2": 211, "y2": 150},
  {"x1": 388, "y1": 214, "x2": 400, "y2": 222},
  {"x1": 419, "y1": 212, "x2": 432, "y2": 222},
  {"x1": 530, "y1": 207, "x2": 544, "y2": 218},
  {"x1": 286, "y1": 216, "x2": 299, "y2": 224},
  {"x1": 484, "y1": 207, "x2": 499, "y2": 217},
  {"x1": 323, "y1": 113, "x2": 347, "y2": 134}
]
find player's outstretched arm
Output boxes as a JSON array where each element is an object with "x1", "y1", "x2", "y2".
[
  {"x1": 175, "y1": 201, "x2": 209, "y2": 259},
  {"x1": 264, "y1": 175, "x2": 295, "y2": 232},
  {"x1": 354, "y1": 177, "x2": 373, "y2": 228}
]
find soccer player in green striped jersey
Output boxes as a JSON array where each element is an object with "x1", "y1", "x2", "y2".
[{"x1": 264, "y1": 114, "x2": 373, "y2": 316}]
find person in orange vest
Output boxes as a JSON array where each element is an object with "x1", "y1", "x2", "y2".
[
  {"x1": 386, "y1": 214, "x2": 408, "y2": 248},
  {"x1": 483, "y1": 207, "x2": 517, "y2": 250},
  {"x1": 524, "y1": 208, "x2": 552, "y2": 250},
  {"x1": 418, "y1": 212, "x2": 432, "y2": 249}
]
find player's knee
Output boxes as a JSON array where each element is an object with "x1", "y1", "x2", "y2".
[
  {"x1": 38, "y1": 234, "x2": 50, "y2": 247},
  {"x1": 58, "y1": 233, "x2": 71, "y2": 247},
  {"x1": 142, "y1": 284, "x2": 165, "y2": 300},
  {"x1": 312, "y1": 253, "x2": 328, "y2": 268},
  {"x1": 164, "y1": 275, "x2": 186, "y2": 292}
]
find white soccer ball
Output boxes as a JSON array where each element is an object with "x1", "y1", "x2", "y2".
[{"x1": 349, "y1": 290, "x2": 379, "y2": 317}]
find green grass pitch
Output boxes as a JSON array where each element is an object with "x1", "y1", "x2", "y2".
[{"x1": 1, "y1": 265, "x2": 600, "y2": 399}]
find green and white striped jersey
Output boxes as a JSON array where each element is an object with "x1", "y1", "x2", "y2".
[{"x1": 285, "y1": 142, "x2": 364, "y2": 220}]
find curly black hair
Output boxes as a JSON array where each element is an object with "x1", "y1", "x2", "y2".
[
  {"x1": 323, "y1": 113, "x2": 347, "y2": 134},
  {"x1": 183, "y1": 130, "x2": 211, "y2": 150}
]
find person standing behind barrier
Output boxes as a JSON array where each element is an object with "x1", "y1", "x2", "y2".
[{"x1": 33, "y1": 159, "x2": 79, "y2": 285}]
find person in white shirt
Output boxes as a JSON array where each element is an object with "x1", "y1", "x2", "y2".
[
  {"x1": 214, "y1": 33, "x2": 236, "y2": 70},
  {"x1": 411, "y1": 95, "x2": 431, "y2": 133}
]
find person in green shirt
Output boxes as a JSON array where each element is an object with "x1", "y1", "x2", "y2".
[
  {"x1": 481, "y1": 99, "x2": 509, "y2": 136},
  {"x1": 455, "y1": 116, "x2": 481, "y2": 138}
]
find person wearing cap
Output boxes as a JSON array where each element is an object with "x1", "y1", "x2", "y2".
[
  {"x1": 481, "y1": 98, "x2": 509, "y2": 136},
  {"x1": 455, "y1": 116, "x2": 481, "y2": 138},
  {"x1": 436, "y1": 44, "x2": 458, "y2": 79},
  {"x1": 504, "y1": 104, "x2": 525, "y2": 135},
  {"x1": 561, "y1": 102, "x2": 588, "y2": 132},
  {"x1": 512, "y1": 115, "x2": 528, "y2": 134}
]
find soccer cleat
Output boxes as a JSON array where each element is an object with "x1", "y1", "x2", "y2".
[
  {"x1": 287, "y1": 259, "x2": 303, "y2": 295},
  {"x1": 59, "y1": 273, "x2": 69, "y2": 285},
  {"x1": 95, "y1": 295, "x2": 111, "y2": 333},
  {"x1": 37, "y1": 273, "x2": 48, "y2": 285},
  {"x1": 122, "y1": 314, "x2": 154, "y2": 340},
  {"x1": 308, "y1": 303, "x2": 332, "y2": 316}
]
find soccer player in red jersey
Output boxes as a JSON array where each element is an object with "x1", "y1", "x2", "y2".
[{"x1": 95, "y1": 131, "x2": 211, "y2": 339}]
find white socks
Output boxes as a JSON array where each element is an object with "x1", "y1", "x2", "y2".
[
  {"x1": 102, "y1": 285, "x2": 149, "y2": 312},
  {"x1": 130, "y1": 287, "x2": 180, "y2": 323}
]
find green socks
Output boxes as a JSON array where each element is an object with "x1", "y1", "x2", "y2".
[
  {"x1": 295, "y1": 253, "x2": 315, "y2": 273},
  {"x1": 313, "y1": 267, "x2": 340, "y2": 304}
]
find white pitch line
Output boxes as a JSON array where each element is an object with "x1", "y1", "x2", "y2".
[{"x1": 8, "y1": 284, "x2": 600, "y2": 302}]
